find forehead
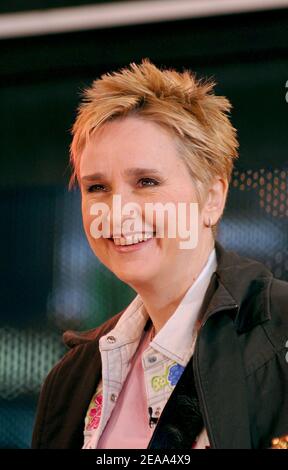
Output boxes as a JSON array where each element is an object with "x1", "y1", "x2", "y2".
[{"x1": 79, "y1": 116, "x2": 177, "y2": 177}]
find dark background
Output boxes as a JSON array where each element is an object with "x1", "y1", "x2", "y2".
[{"x1": 0, "y1": 1, "x2": 288, "y2": 448}]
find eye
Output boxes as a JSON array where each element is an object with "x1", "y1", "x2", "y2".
[
  {"x1": 138, "y1": 178, "x2": 159, "y2": 187},
  {"x1": 87, "y1": 184, "x2": 107, "y2": 193}
]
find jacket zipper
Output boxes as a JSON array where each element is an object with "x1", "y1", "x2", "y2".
[{"x1": 193, "y1": 304, "x2": 239, "y2": 449}]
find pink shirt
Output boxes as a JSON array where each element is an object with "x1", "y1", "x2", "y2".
[{"x1": 97, "y1": 325, "x2": 154, "y2": 449}]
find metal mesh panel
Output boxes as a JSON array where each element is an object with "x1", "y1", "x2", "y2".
[
  {"x1": 0, "y1": 397, "x2": 36, "y2": 449},
  {"x1": 0, "y1": 328, "x2": 65, "y2": 400},
  {"x1": 219, "y1": 167, "x2": 288, "y2": 281}
]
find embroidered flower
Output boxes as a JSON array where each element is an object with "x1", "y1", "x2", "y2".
[
  {"x1": 167, "y1": 363, "x2": 185, "y2": 386},
  {"x1": 151, "y1": 375, "x2": 168, "y2": 392},
  {"x1": 86, "y1": 393, "x2": 103, "y2": 431},
  {"x1": 151, "y1": 363, "x2": 185, "y2": 391}
]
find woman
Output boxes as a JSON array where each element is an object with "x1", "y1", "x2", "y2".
[{"x1": 32, "y1": 59, "x2": 288, "y2": 449}]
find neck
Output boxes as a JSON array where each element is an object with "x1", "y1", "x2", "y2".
[{"x1": 133, "y1": 236, "x2": 215, "y2": 336}]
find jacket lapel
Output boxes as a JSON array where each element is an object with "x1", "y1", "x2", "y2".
[
  {"x1": 195, "y1": 313, "x2": 252, "y2": 448},
  {"x1": 147, "y1": 353, "x2": 203, "y2": 449},
  {"x1": 147, "y1": 311, "x2": 252, "y2": 449},
  {"x1": 148, "y1": 315, "x2": 251, "y2": 449}
]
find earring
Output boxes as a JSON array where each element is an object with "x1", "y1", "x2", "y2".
[{"x1": 204, "y1": 216, "x2": 213, "y2": 228}]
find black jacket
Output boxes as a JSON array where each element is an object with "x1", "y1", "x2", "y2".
[{"x1": 31, "y1": 241, "x2": 288, "y2": 449}]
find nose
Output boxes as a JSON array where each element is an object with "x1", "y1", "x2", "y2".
[{"x1": 106, "y1": 192, "x2": 144, "y2": 237}]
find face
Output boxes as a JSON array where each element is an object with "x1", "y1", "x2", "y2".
[{"x1": 79, "y1": 115, "x2": 209, "y2": 288}]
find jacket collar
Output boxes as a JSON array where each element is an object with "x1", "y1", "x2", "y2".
[{"x1": 207, "y1": 241, "x2": 273, "y2": 333}]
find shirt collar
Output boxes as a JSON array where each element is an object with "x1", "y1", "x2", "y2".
[
  {"x1": 150, "y1": 246, "x2": 217, "y2": 365},
  {"x1": 100, "y1": 246, "x2": 217, "y2": 366}
]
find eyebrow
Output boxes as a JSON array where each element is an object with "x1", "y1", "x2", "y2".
[{"x1": 81, "y1": 167, "x2": 163, "y2": 181}]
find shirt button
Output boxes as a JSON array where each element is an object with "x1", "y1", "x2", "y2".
[
  {"x1": 110, "y1": 393, "x2": 117, "y2": 402},
  {"x1": 155, "y1": 407, "x2": 161, "y2": 416},
  {"x1": 148, "y1": 355, "x2": 157, "y2": 363},
  {"x1": 106, "y1": 335, "x2": 116, "y2": 344}
]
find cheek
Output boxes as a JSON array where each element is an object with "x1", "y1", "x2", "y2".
[
  {"x1": 82, "y1": 197, "x2": 105, "y2": 237},
  {"x1": 81, "y1": 204, "x2": 92, "y2": 240},
  {"x1": 82, "y1": 200, "x2": 101, "y2": 250},
  {"x1": 159, "y1": 194, "x2": 199, "y2": 239}
]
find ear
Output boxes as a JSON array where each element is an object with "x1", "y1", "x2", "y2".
[{"x1": 203, "y1": 177, "x2": 229, "y2": 226}]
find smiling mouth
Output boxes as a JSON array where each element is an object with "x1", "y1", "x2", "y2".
[{"x1": 107, "y1": 232, "x2": 156, "y2": 246}]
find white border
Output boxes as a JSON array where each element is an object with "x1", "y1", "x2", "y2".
[{"x1": 1, "y1": 0, "x2": 288, "y2": 39}]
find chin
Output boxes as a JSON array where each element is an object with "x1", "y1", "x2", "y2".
[{"x1": 114, "y1": 267, "x2": 156, "y2": 286}]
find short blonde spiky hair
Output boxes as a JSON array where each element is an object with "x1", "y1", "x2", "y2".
[{"x1": 69, "y1": 58, "x2": 239, "y2": 232}]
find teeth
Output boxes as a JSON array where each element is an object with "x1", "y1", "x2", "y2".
[{"x1": 113, "y1": 233, "x2": 154, "y2": 246}]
